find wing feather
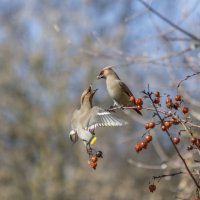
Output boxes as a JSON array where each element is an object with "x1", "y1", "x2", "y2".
[
  {"x1": 119, "y1": 81, "x2": 133, "y2": 97},
  {"x1": 86, "y1": 106, "x2": 128, "y2": 130}
]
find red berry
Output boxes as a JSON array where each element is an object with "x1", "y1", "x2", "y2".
[
  {"x1": 145, "y1": 134, "x2": 152, "y2": 143},
  {"x1": 164, "y1": 121, "x2": 171, "y2": 129},
  {"x1": 137, "y1": 105, "x2": 143, "y2": 110},
  {"x1": 145, "y1": 123, "x2": 149, "y2": 129},
  {"x1": 154, "y1": 90, "x2": 160, "y2": 97},
  {"x1": 140, "y1": 141, "x2": 148, "y2": 149},
  {"x1": 173, "y1": 102, "x2": 179, "y2": 110},
  {"x1": 165, "y1": 97, "x2": 172, "y2": 104},
  {"x1": 148, "y1": 121, "x2": 155, "y2": 129},
  {"x1": 90, "y1": 162, "x2": 97, "y2": 169},
  {"x1": 190, "y1": 137, "x2": 197, "y2": 144},
  {"x1": 149, "y1": 184, "x2": 156, "y2": 192},
  {"x1": 129, "y1": 96, "x2": 135, "y2": 103},
  {"x1": 153, "y1": 97, "x2": 160, "y2": 104},
  {"x1": 134, "y1": 144, "x2": 142, "y2": 152},
  {"x1": 172, "y1": 137, "x2": 180, "y2": 144},
  {"x1": 174, "y1": 95, "x2": 181, "y2": 101},
  {"x1": 161, "y1": 125, "x2": 167, "y2": 131},
  {"x1": 182, "y1": 107, "x2": 189, "y2": 114},
  {"x1": 135, "y1": 98, "x2": 143, "y2": 105}
]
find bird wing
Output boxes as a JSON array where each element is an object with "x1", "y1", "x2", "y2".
[
  {"x1": 119, "y1": 81, "x2": 133, "y2": 97},
  {"x1": 86, "y1": 106, "x2": 128, "y2": 130}
]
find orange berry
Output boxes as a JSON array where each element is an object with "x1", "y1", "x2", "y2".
[
  {"x1": 137, "y1": 105, "x2": 143, "y2": 110},
  {"x1": 182, "y1": 107, "x2": 189, "y2": 114},
  {"x1": 164, "y1": 121, "x2": 171, "y2": 129},
  {"x1": 134, "y1": 144, "x2": 142, "y2": 152},
  {"x1": 145, "y1": 134, "x2": 152, "y2": 143},
  {"x1": 148, "y1": 121, "x2": 155, "y2": 129},
  {"x1": 135, "y1": 98, "x2": 143, "y2": 105},
  {"x1": 140, "y1": 141, "x2": 148, "y2": 149},
  {"x1": 149, "y1": 184, "x2": 156, "y2": 192},
  {"x1": 145, "y1": 122, "x2": 150, "y2": 129},
  {"x1": 161, "y1": 125, "x2": 167, "y2": 131},
  {"x1": 129, "y1": 96, "x2": 135, "y2": 103},
  {"x1": 154, "y1": 90, "x2": 160, "y2": 97},
  {"x1": 90, "y1": 156, "x2": 98, "y2": 163},
  {"x1": 174, "y1": 95, "x2": 181, "y2": 101},
  {"x1": 172, "y1": 137, "x2": 180, "y2": 144},
  {"x1": 90, "y1": 162, "x2": 97, "y2": 169},
  {"x1": 165, "y1": 97, "x2": 172, "y2": 104}
]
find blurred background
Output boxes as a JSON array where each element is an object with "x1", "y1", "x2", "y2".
[{"x1": 0, "y1": 0, "x2": 200, "y2": 199}]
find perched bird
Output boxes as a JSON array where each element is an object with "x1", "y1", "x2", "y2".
[
  {"x1": 69, "y1": 85, "x2": 127, "y2": 151},
  {"x1": 97, "y1": 66, "x2": 142, "y2": 115}
]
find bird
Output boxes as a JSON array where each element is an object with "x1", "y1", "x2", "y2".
[
  {"x1": 97, "y1": 66, "x2": 142, "y2": 115},
  {"x1": 69, "y1": 85, "x2": 128, "y2": 152}
]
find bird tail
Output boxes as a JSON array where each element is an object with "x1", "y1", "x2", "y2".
[{"x1": 133, "y1": 108, "x2": 142, "y2": 116}]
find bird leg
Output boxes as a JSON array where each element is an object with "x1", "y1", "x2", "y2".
[{"x1": 86, "y1": 142, "x2": 93, "y2": 155}]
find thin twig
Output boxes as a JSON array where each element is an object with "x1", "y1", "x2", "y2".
[
  {"x1": 153, "y1": 171, "x2": 184, "y2": 181},
  {"x1": 177, "y1": 72, "x2": 200, "y2": 89},
  {"x1": 138, "y1": 0, "x2": 200, "y2": 42}
]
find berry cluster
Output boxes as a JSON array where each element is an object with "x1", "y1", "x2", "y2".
[
  {"x1": 88, "y1": 156, "x2": 98, "y2": 170},
  {"x1": 87, "y1": 151, "x2": 103, "y2": 170},
  {"x1": 130, "y1": 89, "x2": 199, "y2": 194},
  {"x1": 134, "y1": 134, "x2": 152, "y2": 152},
  {"x1": 133, "y1": 91, "x2": 190, "y2": 154},
  {"x1": 152, "y1": 90, "x2": 189, "y2": 114},
  {"x1": 130, "y1": 96, "x2": 143, "y2": 110}
]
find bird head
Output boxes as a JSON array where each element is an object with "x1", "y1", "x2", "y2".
[
  {"x1": 80, "y1": 85, "x2": 98, "y2": 105},
  {"x1": 97, "y1": 66, "x2": 113, "y2": 79}
]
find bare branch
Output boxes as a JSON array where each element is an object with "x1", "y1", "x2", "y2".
[{"x1": 138, "y1": 0, "x2": 200, "y2": 42}]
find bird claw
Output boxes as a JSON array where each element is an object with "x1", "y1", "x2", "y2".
[{"x1": 106, "y1": 105, "x2": 117, "y2": 112}]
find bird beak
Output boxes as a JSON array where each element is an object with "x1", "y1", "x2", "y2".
[
  {"x1": 92, "y1": 88, "x2": 98, "y2": 96},
  {"x1": 97, "y1": 74, "x2": 103, "y2": 79}
]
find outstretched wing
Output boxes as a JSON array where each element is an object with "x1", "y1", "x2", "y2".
[{"x1": 86, "y1": 106, "x2": 128, "y2": 130}]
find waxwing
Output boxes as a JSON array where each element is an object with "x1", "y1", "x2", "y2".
[
  {"x1": 97, "y1": 66, "x2": 142, "y2": 115},
  {"x1": 69, "y1": 85, "x2": 128, "y2": 150}
]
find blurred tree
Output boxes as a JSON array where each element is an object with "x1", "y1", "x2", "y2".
[{"x1": 0, "y1": 0, "x2": 199, "y2": 199}]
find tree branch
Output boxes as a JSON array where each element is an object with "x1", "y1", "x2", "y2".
[{"x1": 138, "y1": 0, "x2": 200, "y2": 42}]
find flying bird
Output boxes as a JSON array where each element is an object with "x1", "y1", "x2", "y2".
[{"x1": 69, "y1": 85, "x2": 128, "y2": 152}]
